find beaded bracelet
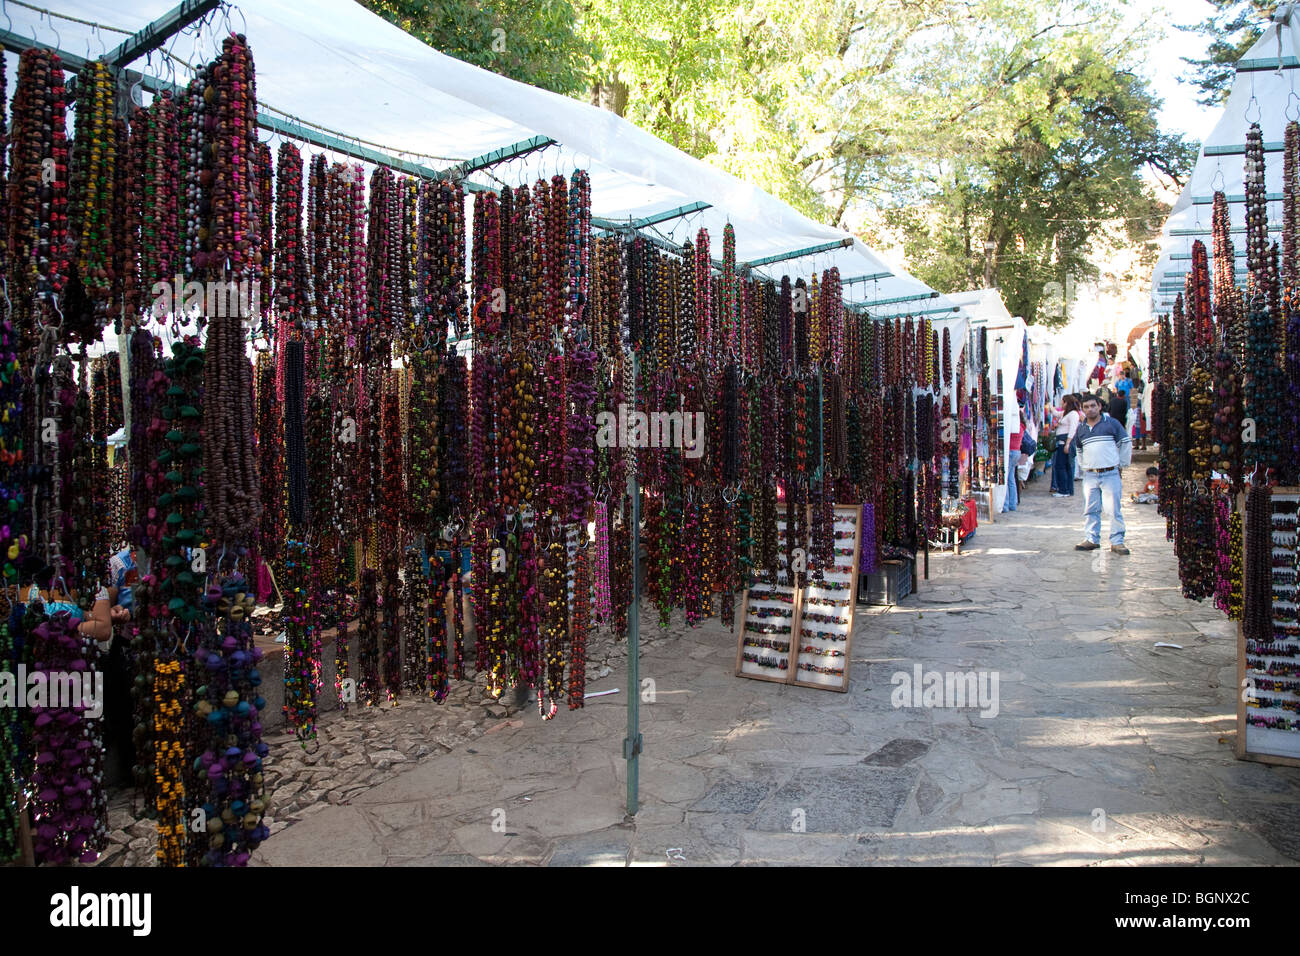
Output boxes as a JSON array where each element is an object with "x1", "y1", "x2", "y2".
[
  {"x1": 800, "y1": 645, "x2": 845, "y2": 657},
  {"x1": 806, "y1": 596, "x2": 851, "y2": 608},
  {"x1": 743, "y1": 638, "x2": 790, "y2": 653},
  {"x1": 1248, "y1": 660, "x2": 1300, "y2": 678},
  {"x1": 805, "y1": 579, "x2": 852, "y2": 591},
  {"x1": 802, "y1": 611, "x2": 847, "y2": 625},
  {"x1": 1253, "y1": 677, "x2": 1300, "y2": 694},
  {"x1": 1247, "y1": 714, "x2": 1300, "y2": 730},
  {"x1": 1247, "y1": 640, "x2": 1300, "y2": 657},
  {"x1": 799, "y1": 628, "x2": 847, "y2": 642},
  {"x1": 745, "y1": 622, "x2": 792, "y2": 635},
  {"x1": 742, "y1": 652, "x2": 788, "y2": 670},
  {"x1": 797, "y1": 661, "x2": 844, "y2": 676},
  {"x1": 1247, "y1": 697, "x2": 1300, "y2": 712}
]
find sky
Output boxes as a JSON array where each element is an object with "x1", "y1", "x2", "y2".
[{"x1": 1138, "y1": 0, "x2": 1225, "y2": 142}]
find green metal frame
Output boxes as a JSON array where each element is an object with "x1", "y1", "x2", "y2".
[
  {"x1": 0, "y1": 27, "x2": 91, "y2": 70},
  {"x1": 850, "y1": 290, "x2": 941, "y2": 309},
  {"x1": 740, "y1": 237, "x2": 853, "y2": 270},
  {"x1": 1202, "y1": 142, "x2": 1284, "y2": 156},
  {"x1": 1168, "y1": 226, "x2": 1280, "y2": 236},
  {"x1": 592, "y1": 201, "x2": 712, "y2": 233},
  {"x1": 1168, "y1": 249, "x2": 1245, "y2": 259},
  {"x1": 1236, "y1": 56, "x2": 1300, "y2": 73},
  {"x1": 444, "y1": 135, "x2": 556, "y2": 179},
  {"x1": 102, "y1": 0, "x2": 220, "y2": 68},
  {"x1": 1191, "y1": 193, "x2": 1284, "y2": 204},
  {"x1": 857, "y1": 303, "x2": 962, "y2": 317}
]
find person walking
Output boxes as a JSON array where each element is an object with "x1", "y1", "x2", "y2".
[
  {"x1": 1003, "y1": 412, "x2": 1024, "y2": 513},
  {"x1": 1074, "y1": 393, "x2": 1133, "y2": 554},
  {"x1": 1051, "y1": 394, "x2": 1080, "y2": 497},
  {"x1": 1107, "y1": 389, "x2": 1129, "y2": 431}
]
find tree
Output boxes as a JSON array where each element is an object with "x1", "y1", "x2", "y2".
[
  {"x1": 360, "y1": 0, "x2": 592, "y2": 95},
  {"x1": 1179, "y1": 0, "x2": 1273, "y2": 105},
  {"x1": 363, "y1": 0, "x2": 1194, "y2": 324},
  {"x1": 886, "y1": 62, "x2": 1195, "y2": 327}
]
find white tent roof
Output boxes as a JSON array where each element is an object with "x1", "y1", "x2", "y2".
[
  {"x1": 7, "y1": 0, "x2": 963, "y2": 315},
  {"x1": 1149, "y1": 3, "x2": 1300, "y2": 311},
  {"x1": 945, "y1": 288, "x2": 1016, "y2": 326}
]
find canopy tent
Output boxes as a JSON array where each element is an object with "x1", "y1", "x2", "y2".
[
  {"x1": 952, "y1": 291, "x2": 1025, "y2": 511},
  {"x1": 931, "y1": 312, "x2": 969, "y2": 414},
  {"x1": 1149, "y1": 3, "x2": 1300, "y2": 311},
  {"x1": 945, "y1": 289, "x2": 1015, "y2": 325},
  {"x1": 2, "y1": 0, "x2": 964, "y2": 318},
  {"x1": 1026, "y1": 323, "x2": 1059, "y2": 418}
]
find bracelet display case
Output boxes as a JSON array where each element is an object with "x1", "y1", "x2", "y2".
[{"x1": 735, "y1": 504, "x2": 862, "y2": 692}]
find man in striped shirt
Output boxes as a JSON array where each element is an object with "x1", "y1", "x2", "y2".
[{"x1": 1073, "y1": 392, "x2": 1133, "y2": 555}]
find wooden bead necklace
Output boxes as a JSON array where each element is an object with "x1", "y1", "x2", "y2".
[
  {"x1": 66, "y1": 60, "x2": 116, "y2": 339},
  {"x1": 6, "y1": 49, "x2": 70, "y2": 333},
  {"x1": 191, "y1": 571, "x2": 270, "y2": 867},
  {"x1": 356, "y1": 567, "x2": 380, "y2": 705},
  {"x1": 282, "y1": 539, "x2": 321, "y2": 743}
]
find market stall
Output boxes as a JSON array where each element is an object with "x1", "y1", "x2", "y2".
[
  {"x1": 0, "y1": 0, "x2": 977, "y2": 866},
  {"x1": 1147, "y1": 4, "x2": 1300, "y2": 767}
]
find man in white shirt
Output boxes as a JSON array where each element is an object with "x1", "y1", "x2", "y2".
[{"x1": 1073, "y1": 393, "x2": 1133, "y2": 554}]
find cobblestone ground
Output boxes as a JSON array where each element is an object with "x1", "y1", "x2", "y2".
[
  {"x1": 96, "y1": 456, "x2": 1300, "y2": 866},
  {"x1": 94, "y1": 634, "x2": 632, "y2": 865}
]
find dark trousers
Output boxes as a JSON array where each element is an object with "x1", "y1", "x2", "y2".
[{"x1": 1051, "y1": 442, "x2": 1075, "y2": 495}]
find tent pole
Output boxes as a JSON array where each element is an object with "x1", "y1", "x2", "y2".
[{"x1": 624, "y1": 350, "x2": 642, "y2": 816}]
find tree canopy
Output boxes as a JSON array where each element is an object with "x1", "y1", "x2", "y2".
[
  {"x1": 359, "y1": 0, "x2": 1196, "y2": 326},
  {"x1": 1179, "y1": 0, "x2": 1274, "y2": 106}
]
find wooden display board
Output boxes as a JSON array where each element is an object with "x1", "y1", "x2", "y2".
[
  {"x1": 734, "y1": 504, "x2": 863, "y2": 693},
  {"x1": 1237, "y1": 487, "x2": 1300, "y2": 768},
  {"x1": 734, "y1": 513, "x2": 800, "y2": 684}
]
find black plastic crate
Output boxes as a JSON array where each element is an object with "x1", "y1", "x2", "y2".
[{"x1": 860, "y1": 557, "x2": 913, "y2": 606}]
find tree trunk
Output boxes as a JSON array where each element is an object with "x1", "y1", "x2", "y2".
[{"x1": 590, "y1": 77, "x2": 629, "y2": 117}]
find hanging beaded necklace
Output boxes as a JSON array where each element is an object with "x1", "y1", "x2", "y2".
[{"x1": 282, "y1": 539, "x2": 321, "y2": 743}]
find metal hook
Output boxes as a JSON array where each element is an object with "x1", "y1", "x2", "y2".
[
  {"x1": 1, "y1": 0, "x2": 10, "y2": 35},
  {"x1": 1245, "y1": 94, "x2": 1262, "y2": 126}
]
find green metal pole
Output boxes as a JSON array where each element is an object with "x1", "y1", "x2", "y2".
[{"x1": 625, "y1": 350, "x2": 642, "y2": 816}]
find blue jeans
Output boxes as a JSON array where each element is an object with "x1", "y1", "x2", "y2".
[
  {"x1": 1004, "y1": 449, "x2": 1020, "y2": 511},
  {"x1": 1051, "y1": 443, "x2": 1074, "y2": 495},
  {"x1": 1082, "y1": 469, "x2": 1125, "y2": 545}
]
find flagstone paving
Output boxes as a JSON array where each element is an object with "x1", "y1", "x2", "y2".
[{"x1": 128, "y1": 460, "x2": 1300, "y2": 866}]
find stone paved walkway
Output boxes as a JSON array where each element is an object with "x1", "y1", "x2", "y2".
[{"x1": 244, "y1": 463, "x2": 1300, "y2": 866}]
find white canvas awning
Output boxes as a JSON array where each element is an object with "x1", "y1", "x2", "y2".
[
  {"x1": 6, "y1": 0, "x2": 966, "y2": 316},
  {"x1": 1149, "y1": 3, "x2": 1300, "y2": 311}
]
